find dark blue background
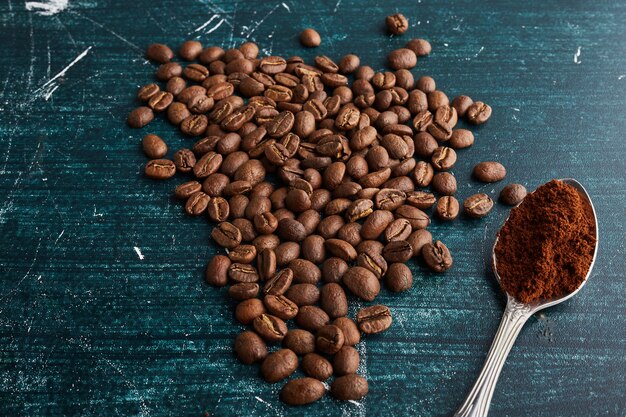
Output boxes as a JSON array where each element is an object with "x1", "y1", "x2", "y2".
[{"x1": 1, "y1": 0, "x2": 625, "y2": 416}]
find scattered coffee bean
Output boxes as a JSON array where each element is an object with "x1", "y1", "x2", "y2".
[
  {"x1": 435, "y1": 195, "x2": 460, "y2": 221},
  {"x1": 315, "y1": 324, "x2": 345, "y2": 354},
  {"x1": 466, "y1": 101, "x2": 492, "y2": 124},
  {"x1": 253, "y1": 313, "x2": 288, "y2": 343},
  {"x1": 142, "y1": 134, "x2": 167, "y2": 158},
  {"x1": 283, "y1": 329, "x2": 316, "y2": 355},
  {"x1": 422, "y1": 241, "x2": 453, "y2": 272},
  {"x1": 145, "y1": 159, "x2": 176, "y2": 179},
  {"x1": 301, "y1": 353, "x2": 334, "y2": 381},
  {"x1": 473, "y1": 161, "x2": 506, "y2": 183},
  {"x1": 405, "y1": 38, "x2": 432, "y2": 56},
  {"x1": 145, "y1": 43, "x2": 173, "y2": 63},
  {"x1": 499, "y1": 183, "x2": 527, "y2": 206},
  {"x1": 260, "y1": 348, "x2": 298, "y2": 382},
  {"x1": 300, "y1": 28, "x2": 321, "y2": 48},
  {"x1": 385, "y1": 263, "x2": 413, "y2": 292},
  {"x1": 234, "y1": 330, "x2": 268, "y2": 364},
  {"x1": 331, "y1": 374, "x2": 369, "y2": 401},
  {"x1": 280, "y1": 377, "x2": 326, "y2": 405},
  {"x1": 386, "y1": 13, "x2": 409, "y2": 35},
  {"x1": 356, "y1": 304, "x2": 392, "y2": 334},
  {"x1": 464, "y1": 193, "x2": 494, "y2": 218},
  {"x1": 128, "y1": 106, "x2": 154, "y2": 128}
]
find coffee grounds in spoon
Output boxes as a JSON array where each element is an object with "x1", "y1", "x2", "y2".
[{"x1": 495, "y1": 180, "x2": 596, "y2": 303}]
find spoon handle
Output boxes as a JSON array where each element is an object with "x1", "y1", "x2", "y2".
[{"x1": 453, "y1": 298, "x2": 534, "y2": 417}]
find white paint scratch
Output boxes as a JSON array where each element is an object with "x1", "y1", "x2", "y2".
[
  {"x1": 618, "y1": 74, "x2": 625, "y2": 80},
  {"x1": 191, "y1": 14, "x2": 219, "y2": 33},
  {"x1": 33, "y1": 46, "x2": 92, "y2": 100},
  {"x1": 54, "y1": 229, "x2": 65, "y2": 245},
  {"x1": 204, "y1": 18, "x2": 225, "y2": 35},
  {"x1": 333, "y1": 0, "x2": 342, "y2": 12},
  {"x1": 512, "y1": 107, "x2": 520, "y2": 111},
  {"x1": 574, "y1": 46, "x2": 582, "y2": 64},
  {"x1": 254, "y1": 396, "x2": 281, "y2": 415},
  {"x1": 92, "y1": 205, "x2": 103, "y2": 217},
  {"x1": 281, "y1": 2, "x2": 290, "y2": 12},
  {"x1": 25, "y1": 0, "x2": 68, "y2": 16},
  {"x1": 474, "y1": 46, "x2": 484, "y2": 57},
  {"x1": 134, "y1": 247, "x2": 145, "y2": 260}
]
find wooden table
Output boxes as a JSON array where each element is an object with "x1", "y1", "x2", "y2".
[{"x1": 1, "y1": 0, "x2": 625, "y2": 416}]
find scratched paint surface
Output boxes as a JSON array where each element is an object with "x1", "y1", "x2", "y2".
[{"x1": 0, "y1": 0, "x2": 625, "y2": 416}]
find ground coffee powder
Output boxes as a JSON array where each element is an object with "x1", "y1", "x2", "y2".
[{"x1": 495, "y1": 180, "x2": 596, "y2": 303}]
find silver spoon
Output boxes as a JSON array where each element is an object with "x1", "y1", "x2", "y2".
[{"x1": 454, "y1": 179, "x2": 599, "y2": 417}]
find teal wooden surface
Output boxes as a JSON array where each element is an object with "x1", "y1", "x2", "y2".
[{"x1": 1, "y1": 0, "x2": 625, "y2": 416}]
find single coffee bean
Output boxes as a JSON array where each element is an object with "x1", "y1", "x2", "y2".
[
  {"x1": 233, "y1": 218, "x2": 257, "y2": 242},
  {"x1": 274, "y1": 242, "x2": 300, "y2": 266},
  {"x1": 384, "y1": 218, "x2": 412, "y2": 242},
  {"x1": 451, "y1": 95, "x2": 474, "y2": 118},
  {"x1": 448, "y1": 129, "x2": 475, "y2": 149},
  {"x1": 137, "y1": 83, "x2": 160, "y2": 102},
  {"x1": 332, "y1": 318, "x2": 359, "y2": 346},
  {"x1": 185, "y1": 191, "x2": 209, "y2": 215},
  {"x1": 436, "y1": 196, "x2": 460, "y2": 221},
  {"x1": 464, "y1": 193, "x2": 494, "y2": 218},
  {"x1": 374, "y1": 188, "x2": 406, "y2": 211},
  {"x1": 333, "y1": 346, "x2": 360, "y2": 376},
  {"x1": 412, "y1": 110, "x2": 433, "y2": 132},
  {"x1": 253, "y1": 313, "x2": 288, "y2": 343},
  {"x1": 261, "y1": 348, "x2": 298, "y2": 383},
  {"x1": 331, "y1": 374, "x2": 369, "y2": 401},
  {"x1": 427, "y1": 90, "x2": 449, "y2": 111},
  {"x1": 207, "y1": 196, "x2": 230, "y2": 222},
  {"x1": 405, "y1": 38, "x2": 432, "y2": 56},
  {"x1": 228, "y1": 282, "x2": 259, "y2": 301},
  {"x1": 156, "y1": 62, "x2": 183, "y2": 81},
  {"x1": 431, "y1": 146, "x2": 457, "y2": 171},
  {"x1": 339, "y1": 54, "x2": 360, "y2": 74},
  {"x1": 180, "y1": 114, "x2": 208, "y2": 136},
  {"x1": 211, "y1": 221, "x2": 242, "y2": 249},
  {"x1": 145, "y1": 159, "x2": 176, "y2": 179},
  {"x1": 322, "y1": 257, "x2": 349, "y2": 284},
  {"x1": 283, "y1": 329, "x2": 315, "y2": 355},
  {"x1": 235, "y1": 298, "x2": 266, "y2": 324},
  {"x1": 414, "y1": 161, "x2": 434, "y2": 187},
  {"x1": 395, "y1": 205, "x2": 430, "y2": 229},
  {"x1": 295, "y1": 306, "x2": 329, "y2": 332},
  {"x1": 422, "y1": 240, "x2": 453, "y2": 272},
  {"x1": 387, "y1": 48, "x2": 417, "y2": 70},
  {"x1": 175, "y1": 181, "x2": 202, "y2": 200},
  {"x1": 193, "y1": 151, "x2": 223, "y2": 178},
  {"x1": 280, "y1": 377, "x2": 325, "y2": 405},
  {"x1": 385, "y1": 263, "x2": 413, "y2": 292},
  {"x1": 229, "y1": 244, "x2": 257, "y2": 264},
  {"x1": 466, "y1": 101, "x2": 492, "y2": 124},
  {"x1": 301, "y1": 353, "x2": 333, "y2": 381},
  {"x1": 142, "y1": 134, "x2": 167, "y2": 159},
  {"x1": 499, "y1": 183, "x2": 527, "y2": 206},
  {"x1": 342, "y1": 266, "x2": 380, "y2": 301},
  {"x1": 301, "y1": 235, "x2": 326, "y2": 264},
  {"x1": 228, "y1": 263, "x2": 259, "y2": 283},
  {"x1": 356, "y1": 250, "x2": 388, "y2": 279},
  {"x1": 324, "y1": 239, "x2": 357, "y2": 262},
  {"x1": 336, "y1": 222, "x2": 362, "y2": 247},
  {"x1": 406, "y1": 191, "x2": 436, "y2": 209},
  {"x1": 407, "y1": 229, "x2": 433, "y2": 257},
  {"x1": 255, "y1": 248, "x2": 276, "y2": 280},
  {"x1": 360, "y1": 210, "x2": 394, "y2": 240},
  {"x1": 431, "y1": 172, "x2": 457, "y2": 196},
  {"x1": 386, "y1": 13, "x2": 409, "y2": 35},
  {"x1": 413, "y1": 132, "x2": 438, "y2": 158},
  {"x1": 264, "y1": 294, "x2": 299, "y2": 320},
  {"x1": 205, "y1": 254, "x2": 230, "y2": 287},
  {"x1": 128, "y1": 106, "x2": 154, "y2": 128},
  {"x1": 179, "y1": 40, "x2": 202, "y2": 61},
  {"x1": 356, "y1": 304, "x2": 392, "y2": 334},
  {"x1": 276, "y1": 218, "x2": 307, "y2": 242},
  {"x1": 382, "y1": 240, "x2": 413, "y2": 263},
  {"x1": 316, "y1": 324, "x2": 345, "y2": 355},
  {"x1": 263, "y1": 268, "x2": 293, "y2": 296},
  {"x1": 473, "y1": 161, "x2": 506, "y2": 182},
  {"x1": 173, "y1": 148, "x2": 196, "y2": 173},
  {"x1": 319, "y1": 283, "x2": 348, "y2": 318},
  {"x1": 167, "y1": 102, "x2": 191, "y2": 125},
  {"x1": 148, "y1": 91, "x2": 174, "y2": 112},
  {"x1": 234, "y1": 330, "x2": 268, "y2": 364},
  {"x1": 285, "y1": 283, "x2": 320, "y2": 306},
  {"x1": 145, "y1": 43, "x2": 173, "y2": 63}
]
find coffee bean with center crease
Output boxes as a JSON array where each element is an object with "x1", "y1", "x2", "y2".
[
  {"x1": 211, "y1": 221, "x2": 242, "y2": 248},
  {"x1": 466, "y1": 101, "x2": 492, "y2": 124},
  {"x1": 193, "y1": 151, "x2": 223, "y2": 178},
  {"x1": 406, "y1": 191, "x2": 436, "y2": 209},
  {"x1": 342, "y1": 266, "x2": 380, "y2": 301},
  {"x1": 473, "y1": 161, "x2": 506, "y2": 182},
  {"x1": 137, "y1": 83, "x2": 160, "y2": 102},
  {"x1": 228, "y1": 263, "x2": 259, "y2": 283},
  {"x1": 264, "y1": 294, "x2": 299, "y2": 320},
  {"x1": 324, "y1": 239, "x2": 357, "y2": 261},
  {"x1": 331, "y1": 375, "x2": 369, "y2": 401},
  {"x1": 361, "y1": 210, "x2": 394, "y2": 240},
  {"x1": 263, "y1": 268, "x2": 293, "y2": 296},
  {"x1": 386, "y1": 13, "x2": 409, "y2": 35},
  {"x1": 319, "y1": 283, "x2": 348, "y2": 318},
  {"x1": 128, "y1": 106, "x2": 155, "y2": 128},
  {"x1": 499, "y1": 183, "x2": 527, "y2": 206},
  {"x1": 205, "y1": 254, "x2": 230, "y2": 287},
  {"x1": 254, "y1": 212, "x2": 278, "y2": 235},
  {"x1": 207, "y1": 196, "x2": 229, "y2": 222},
  {"x1": 295, "y1": 306, "x2": 329, "y2": 332},
  {"x1": 422, "y1": 241, "x2": 453, "y2": 272},
  {"x1": 384, "y1": 218, "x2": 412, "y2": 242},
  {"x1": 175, "y1": 181, "x2": 202, "y2": 199},
  {"x1": 145, "y1": 159, "x2": 176, "y2": 179},
  {"x1": 235, "y1": 298, "x2": 265, "y2": 324},
  {"x1": 283, "y1": 329, "x2": 315, "y2": 355},
  {"x1": 414, "y1": 161, "x2": 434, "y2": 187},
  {"x1": 256, "y1": 248, "x2": 276, "y2": 280},
  {"x1": 253, "y1": 313, "x2": 288, "y2": 343},
  {"x1": 185, "y1": 191, "x2": 209, "y2": 215},
  {"x1": 431, "y1": 146, "x2": 457, "y2": 171},
  {"x1": 229, "y1": 244, "x2": 257, "y2": 264},
  {"x1": 356, "y1": 250, "x2": 387, "y2": 279},
  {"x1": 277, "y1": 218, "x2": 307, "y2": 242},
  {"x1": 395, "y1": 205, "x2": 430, "y2": 229},
  {"x1": 173, "y1": 149, "x2": 196, "y2": 173},
  {"x1": 435, "y1": 196, "x2": 459, "y2": 221},
  {"x1": 464, "y1": 193, "x2": 494, "y2": 218},
  {"x1": 356, "y1": 304, "x2": 392, "y2": 334},
  {"x1": 229, "y1": 282, "x2": 259, "y2": 300},
  {"x1": 280, "y1": 378, "x2": 326, "y2": 405},
  {"x1": 316, "y1": 325, "x2": 345, "y2": 355},
  {"x1": 382, "y1": 240, "x2": 413, "y2": 263},
  {"x1": 181, "y1": 114, "x2": 208, "y2": 136},
  {"x1": 234, "y1": 330, "x2": 268, "y2": 364}
]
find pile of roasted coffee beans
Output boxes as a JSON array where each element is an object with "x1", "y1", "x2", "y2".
[{"x1": 130, "y1": 14, "x2": 526, "y2": 406}]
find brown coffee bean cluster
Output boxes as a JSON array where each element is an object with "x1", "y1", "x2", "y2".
[{"x1": 131, "y1": 30, "x2": 517, "y2": 406}]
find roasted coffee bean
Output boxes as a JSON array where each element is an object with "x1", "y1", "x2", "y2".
[
  {"x1": 175, "y1": 181, "x2": 202, "y2": 199},
  {"x1": 228, "y1": 195, "x2": 249, "y2": 220},
  {"x1": 229, "y1": 282, "x2": 259, "y2": 300},
  {"x1": 316, "y1": 324, "x2": 345, "y2": 355},
  {"x1": 285, "y1": 283, "x2": 320, "y2": 306},
  {"x1": 289, "y1": 259, "x2": 321, "y2": 284},
  {"x1": 431, "y1": 172, "x2": 457, "y2": 196},
  {"x1": 406, "y1": 191, "x2": 436, "y2": 209},
  {"x1": 331, "y1": 375, "x2": 369, "y2": 401},
  {"x1": 382, "y1": 240, "x2": 413, "y2": 263},
  {"x1": 356, "y1": 304, "x2": 392, "y2": 334},
  {"x1": 264, "y1": 294, "x2": 299, "y2": 320},
  {"x1": 295, "y1": 306, "x2": 330, "y2": 332},
  {"x1": 228, "y1": 263, "x2": 259, "y2": 283},
  {"x1": 386, "y1": 13, "x2": 408, "y2": 35},
  {"x1": 173, "y1": 148, "x2": 196, "y2": 173},
  {"x1": 448, "y1": 129, "x2": 475, "y2": 149},
  {"x1": 253, "y1": 212, "x2": 277, "y2": 235},
  {"x1": 333, "y1": 317, "x2": 360, "y2": 346},
  {"x1": 233, "y1": 218, "x2": 257, "y2": 242},
  {"x1": 381, "y1": 133, "x2": 410, "y2": 159},
  {"x1": 322, "y1": 257, "x2": 349, "y2": 284},
  {"x1": 167, "y1": 102, "x2": 191, "y2": 125},
  {"x1": 253, "y1": 313, "x2": 288, "y2": 343},
  {"x1": 451, "y1": 95, "x2": 474, "y2": 118},
  {"x1": 395, "y1": 205, "x2": 430, "y2": 229},
  {"x1": 406, "y1": 38, "x2": 432, "y2": 56},
  {"x1": 499, "y1": 183, "x2": 527, "y2": 206},
  {"x1": 280, "y1": 378, "x2": 325, "y2": 405},
  {"x1": 374, "y1": 188, "x2": 406, "y2": 211},
  {"x1": 342, "y1": 266, "x2": 380, "y2": 301},
  {"x1": 156, "y1": 62, "x2": 183, "y2": 81},
  {"x1": 205, "y1": 254, "x2": 230, "y2": 287},
  {"x1": 234, "y1": 330, "x2": 268, "y2": 364},
  {"x1": 145, "y1": 159, "x2": 175, "y2": 179},
  {"x1": 185, "y1": 191, "x2": 209, "y2": 215},
  {"x1": 435, "y1": 196, "x2": 460, "y2": 221},
  {"x1": 413, "y1": 132, "x2": 438, "y2": 158},
  {"x1": 319, "y1": 283, "x2": 348, "y2": 318},
  {"x1": 211, "y1": 221, "x2": 242, "y2": 248},
  {"x1": 466, "y1": 101, "x2": 492, "y2": 124},
  {"x1": 142, "y1": 134, "x2": 167, "y2": 159},
  {"x1": 464, "y1": 193, "x2": 494, "y2": 218},
  {"x1": 324, "y1": 239, "x2": 357, "y2": 262},
  {"x1": 128, "y1": 106, "x2": 154, "y2": 128},
  {"x1": 333, "y1": 346, "x2": 360, "y2": 376},
  {"x1": 385, "y1": 263, "x2": 413, "y2": 292},
  {"x1": 297, "y1": 210, "x2": 321, "y2": 235},
  {"x1": 283, "y1": 329, "x2": 315, "y2": 355},
  {"x1": 356, "y1": 250, "x2": 387, "y2": 279},
  {"x1": 229, "y1": 244, "x2": 257, "y2": 264},
  {"x1": 412, "y1": 110, "x2": 433, "y2": 132},
  {"x1": 422, "y1": 241, "x2": 453, "y2": 272},
  {"x1": 336, "y1": 222, "x2": 362, "y2": 247},
  {"x1": 431, "y1": 146, "x2": 457, "y2": 171},
  {"x1": 274, "y1": 242, "x2": 300, "y2": 266},
  {"x1": 427, "y1": 90, "x2": 449, "y2": 111},
  {"x1": 339, "y1": 54, "x2": 360, "y2": 74},
  {"x1": 178, "y1": 40, "x2": 202, "y2": 61},
  {"x1": 301, "y1": 353, "x2": 333, "y2": 381},
  {"x1": 193, "y1": 151, "x2": 222, "y2": 178},
  {"x1": 260, "y1": 349, "x2": 298, "y2": 383},
  {"x1": 301, "y1": 235, "x2": 325, "y2": 264},
  {"x1": 316, "y1": 215, "x2": 344, "y2": 239},
  {"x1": 276, "y1": 218, "x2": 307, "y2": 242},
  {"x1": 263, "y1": 268, "x2": 293, "y2": 296},
  {"x1": 384, "y1": 218, "x2": 412, "y2": 242},
  {"x1": 360, "y1": 210, "x2": 394, "y2": 240},
  {"x1": 137, "y1": 83, "x2": 160, "y2": 102},
  {"x1": 388, "y1": 48, "x2": 417, "y2": 70},
  {"x1": 413, "y1": 161, "x2": 434, "y2": 187},
  {"x1": 146, "y1": 43, "x2": 173, "y2": 63},
  {"x1": 207, "y1": 196, "x2": 230, "y2": 222},
  {"x1": 181, "y1": 114, "x2": 208, "y2": 136},
  {"x1": 335, "y1": 105, "x2": 360, "y2": 130},
  {"x1": 198, "y1": 46, "x2": 225, "y2": 65},
  {"x1": 235, "y1": 298, "x2": 266, "y2": 324},
  {"x1": 222, "y1": 180, "x2": 252, "y2": 197},
  {"x1": 473, "y1": 161, "x2": 506, "y2": 182}
]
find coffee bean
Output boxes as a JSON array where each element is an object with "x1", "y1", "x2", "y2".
[
  {"x1": 167, "y1": 102, "x2": 190, "y2": 125},
  {"x1": 234, "y1": 330, "x2": 268, "y2": 364},
  {"x1": 283, "y1": 329, "x2": 315, "y2": 355},
  {"x1": 322, "y1": 257, "x2": 349, "y2": 284},
  {"x1": 339, "y1": 54, "x2": 360, "y2": 74},
  {"x1": 285, "y1": 283, "x2": 320, "y2": 306},
  {"x1": 319, "y1": 283, "x2": 348, "y2": 318},
  {"x1": 356, "y1": 249, "x2": 388, "y2": 279},
  {"x1": 388, "y1": 48, "x2": 417, "y2": 70},
  {"x1": 205, "y1": 254, "x2": 230, "y2": 287},
  {"x1": 499, "y1": 183, "x2": 527, "y2": 206},
  {"x1": 300, "y1": 235, "x2": 325, "y2": 264},
  {"x1": 184, "y1": 191, "x2": 209, "y2": 215},
  {"x1": 175, "y1": 181, "x2": 202, "y2": 200},
  {"x1": 173, "y1": 148, "x2": 196, "y2": 173},
  {"x1": 235, "y1": 298, "x2": 265, "y2": 324},
  {"x1": 324, "y1": 239, "x2": 357, "y2": 262},
  {"x1": 431, "y1": 146, "x2": 457, "y2": 171},
  {"x1": 413, "y1": 161, "x2": 434, "y2": 187},
  {"x1": 289, "y1": 259, "x2": 321, "y2": 284},
  {"x1": 228, "y1": 263, "x2": 259, "y2": 283},
  {"x1": 361, "y1": 210, "x2": 394, "y2": 240},
  {"x1": 178, "y1": 40, "x2": 202, "y2": 61},
  {"x1": 147, "y1": 91, "x2": 174, "y2": 112},
  {"x1": 315, "y1": 324, "x2": 345, "y2": 355},
  {"x1": 466, "y1": 101, "x2": 492, "y2": 124},
  {"x1": 229, "y1": 282, "x2": 259, "y2": 301},
  {"x1": 448, "y1": 129, "x2": 474, "y2": 149},
  {"x1": 464, "y1": 193, "x2": 494, "y2": 218},
  {"x1": 261, "y1": 348, "x2": 298, "y2": 382},
  {"x1": 253, "y1": 313, "x2": 288, "y2": 343},
  {"x1": 335, "y1": 105, "x2": 360, "y2": 130},
  {"x1": 207, "y1": 196, "x2": 230, "y2": 222},
  {"x1": 301, "y1": 353, "x2": 333, "y2": 381},
  {"x1": 386, "y1": 13, "x2": 409, "y2": 35},
  {"x1": 295, "y1": 306, "x2": 329, "y2": 332},
  {"x1": 435, "y1": 196, "x2": 460, "y2": 221},
  {"x1": 146, "y1": 43, "x2": 173, "y2": 63},
  {"x1": 473, "y1": 161, "x2": 506, "y2": 182},
  {"x1": 451, "y1": 95, "x2": 473, "y2": 118},
  {"x1": 275, "y1": 242, "x2": 300, "y2": 266},
  {"x1": 228, "y1": 244, "x2": 256, "y2": 264},
  {"x1": 142, "y1": 134, "x2": 167, "y2": 159},
  {"x1": 342, "y1": 266, "x2": 380, "y2": 301},
  {"x1": 356, "y1": 304, "x2": 392, "y2": 334},
  {"x1": 384, "y1": 218, "x2": 412, "y2": 242},
  {"x1": 193, "y1": 151, "x2": 222, "y2": 178},
  {"x1": 431, "y1": 172, "x2": 457, "y2": 196},
  {"x1": 331, "y1": 374, "x2": 369, "y2": 401},
  {"x1": 373, "y1": 188, "x2": 405, "y2": 211},
  {"x1": 280, "y1": 377, "x2": 325, "y2": 405},
  {"x1": 407, "y1": 229, "x2": 432, "y2": 257},
  {"x1": 385, "y1": 263, "x2": 413, "y2": 292},
  {"x1": 180, "y1": 114, "x2": 208, "y2": 136},
  {"x1": 406, "y1": 191, "x2": 436, "y2": 209},
  {"x1": 211, "y1": 221, "x2": 242, "y2": 249},
  {"x1": 276, "y1": 218, "x2": 307, "y2": 242},
  {"x1": 128, "y1": 106, "x2": 154, "y2": 128},
  {"x1": 382, "y1": 240, "x2": 413, "y2": 263},
  {"x1": 405, "y1": 38, "x2": 432, "y2": 56},
  {"x1": 264, "y1": 294, "x2": 299, "y2": 320},
  {"x1": 427, "y1": 90, "x2": 449, "y2": 111},
  {"x1": 156, "y1": 62, "x2": 183, "y2": 81},
  {"x1": 428, "y1": 105, "x2": 457, "y2": 141},
  {"x1": 395, "y1": 205, "x2": 430, "y2": 229},
  {"x1": 422, "y1": 241, "x2": 453, "y2": 272},
  {"x1": 145, "y1": 159, "x2": 175, "y2": 179}
]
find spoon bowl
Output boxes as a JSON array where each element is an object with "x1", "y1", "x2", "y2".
[{"x1": 454, "y1": 178, "x2": 599, "y2": 417}]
